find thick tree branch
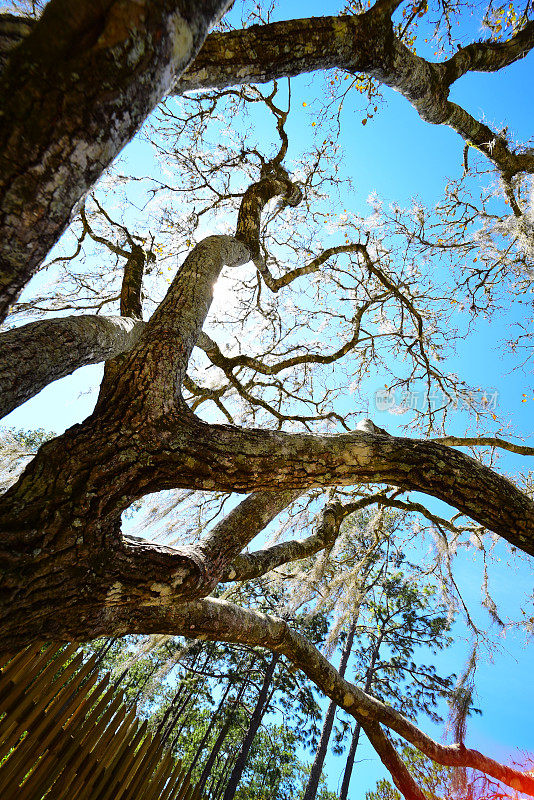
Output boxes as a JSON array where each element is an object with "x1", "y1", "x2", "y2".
[
  {"x1": 146, "y1": 418, "x2": 534, "y2": 555},
  {"x1": 191, "y1": 489, "x2": 302, "y2": 587},
  {"x1": 2, "y1": 413, "x2": 533, "y2": 608},
  {"x1": 362, "y1": 722, "x2": 428, "y2": 800},
  {"x1": 220, "y1": 495, "x2": 380, "y2": 582},
  {"x1": 96, "y1": 167, "x2": 302, "y2": 416},
  {"x1": 97, "y1": 597, "x2": 534, "y2": 799},
  {"x1": 176, "y1": 16, "x2": 374, "y2": 94},
  {"x1": 442, "y1": 21, "x2": 534, "y2": 84},
  {"x1": 0, "y1": 314, "x2": 145, "y2": 418},
  {"x1": 0, "y1": 0, "x2": 232, "y2": 321},
  {"x1": 432, "y1": 435, "x2": 534, "y2": 456},
  {"x1": 175, "y1": 15, "x2": 534, "y2": 180},
  {"x1": 235, "y1": 165, "x2": 303, "y2": 260},
  {"x1": 100, "y1": 235, "x2": 250, "y2": 416}
]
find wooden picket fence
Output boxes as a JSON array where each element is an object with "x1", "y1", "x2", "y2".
[{"x1": 0, "y1": 642, "x2": 204, "y2": 800}]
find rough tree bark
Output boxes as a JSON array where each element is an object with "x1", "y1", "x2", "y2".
[
  {"x1": 2, "y1": 7, "x2": 534, "y2": 796},
  {"x1": 1, "y1": 167, "x2": 534, "y2": 651},
  {"x1": 175, "y1": 11, "x2": 534, "y2": 179},
  {"x1": 0, "y1": 315, "x2": 145, "y2": 418},
  {"x1": 0, "y1": 0, "x2": 232, "y2": 320},
  {"x1": 2, "y1": 3, "x2": 534, "y2": 316}
]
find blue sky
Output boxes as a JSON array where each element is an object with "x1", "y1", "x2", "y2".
[{"x1": 2, "y1": 1, "x2": 534, "y2": 797}]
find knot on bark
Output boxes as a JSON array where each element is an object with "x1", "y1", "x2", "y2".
[
  {"x1": 260, "y1": 161, "x2": 303, "y2": 208},
  {"x1": 216, "y1": 234, "x2": 250, "y2": 268}
]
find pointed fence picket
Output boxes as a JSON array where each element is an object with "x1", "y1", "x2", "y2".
[{"x1": 0, "y1": 643, "x2": 204, "y2": 800}]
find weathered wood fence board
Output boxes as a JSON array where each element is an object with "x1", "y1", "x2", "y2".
[{"x1": 0, "y1": 644, "x2": 204, "y2": 800}]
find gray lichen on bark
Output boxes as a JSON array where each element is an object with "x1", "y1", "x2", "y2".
[{"x1": 0, "y1": 314, "x2": 145, "y2": 418}]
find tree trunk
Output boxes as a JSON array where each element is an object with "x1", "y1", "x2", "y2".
[
  {"x1": 197, "y1": 678, "x2": 249, "y2": 794},
  {"x1": 339, "y1": 636, "x2": 382, "y2": 800},
  {"x1": 302, "y1": 620, "x2": 357, "y2": 800},
  {"x1": 152, "y1": 648, "x2": 201, "y2": 739},
  {"x1": 0, "y1": 0, "x2": 233, "y2": 320},
  {"x1": 211, "y1": 749, "x2": 236, "y2": 800},
  {"x1": 181, "y1": 676, "x2": 238, "y2": 783},
  {"x1": 222, "y1": 652, "x2": 280, "y2": 800}
]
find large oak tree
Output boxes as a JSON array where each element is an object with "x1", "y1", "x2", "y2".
[{"x1": 1, "y1": 1, "x2": 534, "y2": 798}]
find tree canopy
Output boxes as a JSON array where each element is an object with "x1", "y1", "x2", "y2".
[{"x1": 1, "y1": 0, "x2": 534, "y2": 798}]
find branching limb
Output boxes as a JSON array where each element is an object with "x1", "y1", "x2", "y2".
[
  {"x1": 102, "y1": 167, "x2": 302, "y2": 414},
  {"x1": 256, "y1": 242, "x2": 362, "y2": 292},
  {"x1": 433, "y1": 435, "x2": 534, "y2": 456},
  {"x1": 196, "y1": 301, "x2": 371, "y2": 376},
  {"x1": 102, "y1": 597, "x2": 534, "y2": 799},
  {"x1": 176, "y1": 14, "x2": 534, "y2": 182},
  {"x1": 442, "y1": 21, "x2": 534, "y2": 84},
  {"x1": 152, "y1": 420, "x2": 534, "y2": 555},
  {"x1": 191, "y1": 489, "x2": 303, "y2": 587},
  {"x1": 220, "y1": 494, "x2": 383, "y2": 582},
  {"x1": 370, "y1": 496, "x2": 478, "y2": 534}
]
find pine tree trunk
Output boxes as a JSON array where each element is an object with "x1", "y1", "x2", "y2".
[
  {"x1": 182, "y1": 678, "x2": 235, "y2": 783},
  {"x1": 339, "y1": 634, "x2": 383, "y2": 800},
  {"x1": 301, "y1": 620, "x2": 357, "y2": 800},
  {"x1": 211, "y1": 748, "x2": 237, "y2": 800},
  {"x1": 222, "y1": 651, "x2": 280, "y2": 800},
  {"x1": 197, "y1": 679, "x2": 249, "y2": 794},
  {"x1": 157, "y1": 650, "x2": 203, "y2": 740}
]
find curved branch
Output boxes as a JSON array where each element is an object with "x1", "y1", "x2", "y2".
[
  {"x1": 176, "y1": 14, "x2": 534, "y2": 180},
  {"x1": 192, "y1": 489, "x2": 302, "y2": 587},
  {"x1": 433, "y1": 435, "x2": 534, "y2": 457},
  {"x1": 235, "y1": 166, "x2": 302, "y2": 260},
  {"x1": 257, "y1": 242, "x2": 362, "y2": 292},
  {"x1": 220, "y1": 495, "x2": 380, "y2": 582},
  {"x1": 196, "y1": 301, "x2": 370, "y2": 376},
  {"x1": 102, "y1": 597, "x2": 534, "y2": 799},
  {"x1": 148, "y1": 417, "x2": 534, "y2": 555},
  {"x1": 442, "y1": 21, "x2": 534, "y2": 84}
]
